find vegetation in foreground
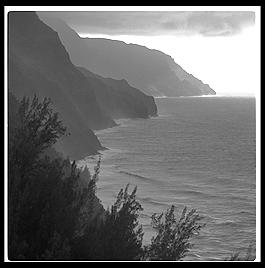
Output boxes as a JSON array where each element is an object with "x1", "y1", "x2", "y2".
[
  {"x1": 227, "y1": 245, "x2": 256, "y2": 261},
  {"x1": 8, "y1": 94, "x2": 255, "y2": 261}
]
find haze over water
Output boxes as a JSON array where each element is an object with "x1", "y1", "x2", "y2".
[{"x1": 78, "y1": 96, "x2": 256, "y2": 261}]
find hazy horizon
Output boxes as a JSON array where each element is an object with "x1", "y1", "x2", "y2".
[{"x1": 77, "y1": 30, "x2": 258, "y2": 96}]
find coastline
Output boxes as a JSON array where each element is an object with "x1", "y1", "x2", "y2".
[{"x1": 77, "y1": 96, "x2": 256, "y2": 260}]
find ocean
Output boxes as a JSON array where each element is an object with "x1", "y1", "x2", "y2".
[{"x1": 77, "y1": 96, "x2": 256, "y2": 261}]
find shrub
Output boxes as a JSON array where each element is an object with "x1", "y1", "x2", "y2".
[
  {"x1": 8, "y1": 94, "x2": 100, "y2": 260},
  {"x1": 143, "y1": 205, "x2": 205, "y2": 260},
  {"x1": 72, "y1": 184, "x2": 144, "y2": 260},
  {"x1": 8, "y1": 94, "x2": 206, "y2": 261},
  {"x1": 227, "y1": 244, "x2": 255, "y2": 261}
]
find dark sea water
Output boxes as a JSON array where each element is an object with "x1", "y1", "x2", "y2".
[{"x1": 78, "y1": 96, "x2": 256, "y2": 261}]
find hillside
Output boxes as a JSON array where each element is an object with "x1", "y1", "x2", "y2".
[
  {"x1": 8, "y1": 11, "x2": 157, "y2": 159},
  {"x1": 38, "y1": 12, "x2": 216, "y2": 97},
  {"x1": 78, "y1": 66, "x2": 157, "y2": 119}
]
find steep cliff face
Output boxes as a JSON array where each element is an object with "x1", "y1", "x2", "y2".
[
  {"x1": 78, "y1": 66, "x2": 157, "y2": 119},
  {"x1": 8, "y1": 12, "x2": 158, "y2": 160},
  {"x1": 38, "y1": 12, "x2": 216, "y2": 97},
  {"x1": 167, "y1": 60, "x2": 216, "y2": 95},
  {"x1": 8, "y1": 11, "x2": 115, "y2": 159}
]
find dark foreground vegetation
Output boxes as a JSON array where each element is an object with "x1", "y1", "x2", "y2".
[{"x1": 8, "y1": 94, "x2": 254, "y2": 261}]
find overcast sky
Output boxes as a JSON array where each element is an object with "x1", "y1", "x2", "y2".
[
  {"x1": 46, "y1": 9, "x2": 259, "y2": 96},
  {"x1": 48, "y1": 11, "x2": 255, "y2": 37}
]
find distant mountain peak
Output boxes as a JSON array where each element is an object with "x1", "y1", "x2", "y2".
[
  {"x1": 9, "y1": 11, "x2": 158, "y2": 159},
  {"x1": 38, "y1": 12, "x2": 215, "y2": 97}
]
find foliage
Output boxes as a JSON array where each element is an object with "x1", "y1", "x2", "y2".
[
  {"x1": 8, "y1": 94, "x2": 100, "y2": 260},
  {"x1": 8, "y1": 93, "x2": 206, "y2": 261},
  {"x1": 9, "y1": 94, "x2": 66, "y2": 180},
  {"x1": 143, "y1": 205, "x2": 205, "y2": 260},
  {"x1": 41, "y1": 231, "x2": 71, "y2": 260},
  {"x1": 72, "y1": 184, "x2": 144, "y2": 260},
  {"x1": 101, "y1": 184, "x2": 144, "y2": 260},
  {"x1": 227, "y1": 244, "x2": 256, "y2": 261}
]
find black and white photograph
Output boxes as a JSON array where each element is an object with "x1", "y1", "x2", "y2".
[{"x1": 4, "y1": 6, "x2": 261, "y2": 262}]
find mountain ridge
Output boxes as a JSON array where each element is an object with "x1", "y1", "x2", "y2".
[
  {"x1": 8, "y1": 11, "x2": 157, "y2": 160},
  {"x1": 38, "y1": 12, "x2": 216, "y2": 97},
  {"x1": 77, "y1": 66, "x2": 158, "y2": 119}
]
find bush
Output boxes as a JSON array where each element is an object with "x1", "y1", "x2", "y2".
[
  {"x1": 72, "y1": 184, "x2": 144, "y2": 260},
  {"x1": 8, "y1": 94, "x2": 206, "y2": 261},
  {"x1": 8, "y1": 94, "x2": 101, "y2": 260},
  {"x1": 9, "y1": 94, "x2": 66, "y2": 180},
  {"x1": 227, "y1": 244, "x2": 255, "y2": 261},
  {"x1": 143, "y1": 205, "x2": 205, "y2": 260}
]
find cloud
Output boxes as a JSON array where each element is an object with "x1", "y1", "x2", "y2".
[{"x1": 42, "y1": 11, "x2": 255, "y2": 37}]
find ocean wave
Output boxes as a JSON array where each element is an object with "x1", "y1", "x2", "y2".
[
  {"x1": 215, "y1": 219, "x2": 239, "y2": 227},
  {"x1": 203, "y1": 215, "x2": 241, "y2": 227},
  {"x1": 119, "y1": 170, "x2": 154, "y2": 183},
  {"x1": 173, "y1": 189, "x2": 214, "y2": 198},
  {"x1": 237, "y1": 210, "x2": 253, "y2": 216},
  {"x1": 139, "y1": 213, "x2": 151, "y2": 219},
  {"x1": 184, "y1": 252, "x2": 202, "y2": 260},
  {"x1": 137, "y1": 196, "x2": 170, "y2": 208},
  {"x1": 92, "y1": 97, "x2": 255, "y2": 260}
]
